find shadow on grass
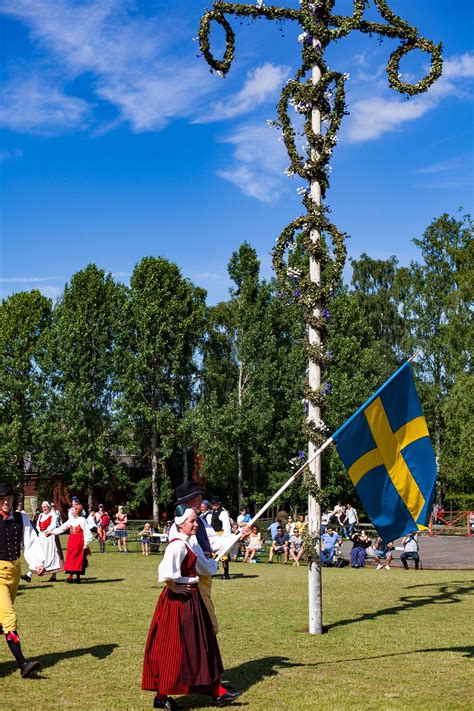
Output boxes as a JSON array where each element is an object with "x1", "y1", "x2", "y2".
[
  {"x1": 78, "y1": 577, "x2": 125, "y2": 585},
  {"x1": 307, "y1": 645, "x2": 474, "y2": 666},
  {"x1": 174, "y1": 656, "x2": 302, "y2": 709},
  {"x1": 327, "y1": 580, "x2": 474, "y2": 631},
  {"x1": 0, "y1": 643, "x2": 119, "y2": 679},
  {"x1": 17, "y1": 584, "x2": 54, "y2": 595},
  {"x1": 218, "y1": 574, "x2": 259, "y2": 580}
]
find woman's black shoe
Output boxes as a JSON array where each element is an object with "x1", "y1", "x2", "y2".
[
  {"x1": 213, "y1": 691, "x2": 237, "y2": 706},
  {"x1": 153, "y1": 696, "x2": 178, "y2": 709}
]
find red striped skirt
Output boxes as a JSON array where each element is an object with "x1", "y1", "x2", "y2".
[{"x1": 142, "y1": 586, "x2": 223, "y2": 695}]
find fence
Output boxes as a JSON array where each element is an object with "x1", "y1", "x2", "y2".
[{"x1": 429, "y1": 511, "x2": 473, "y2": 536}]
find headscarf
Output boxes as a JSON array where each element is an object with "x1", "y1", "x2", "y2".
[{"x1": 174, "y1": 507, "x2": 195, "y2": 526}]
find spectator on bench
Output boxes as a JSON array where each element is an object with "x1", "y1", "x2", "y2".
[
  {"x1": 373, "y1": 536, "x2": 394, "y2": 570},
  {"x1": 320, "y1": 527, "x2": 341, "y2": 566},
  {"x1": 289, "y1": 528, "x2": 305, "y2": 566},
  {"x1": 268, "y1": 525, "x2": 289, "y2": 564},
  {"x1": 400, "y1": 532, "x2": 420, "y2": 570}
]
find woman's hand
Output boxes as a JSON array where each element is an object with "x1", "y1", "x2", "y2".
[{"x1": 167, "y1": 581, "x2": 193, "y2": 595}]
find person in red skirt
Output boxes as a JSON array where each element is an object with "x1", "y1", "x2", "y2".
[
  {"x1": 46, "y1": 501, "x2": 92, "y2": 583},
  {"x1": 142, "y1": 507, "x2": 241, "y2": 709}
]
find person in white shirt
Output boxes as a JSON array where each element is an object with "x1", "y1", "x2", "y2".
[
  {"x1": 205, "y1": 496, "x2": 232, "y2": 579},
  {"x1": 345, "y1": 503, "x2": 358, "y2": 537},
  {"x1": 21, "y1": 501, "x2": 62, "y2": 583},
  {"x1": 47, "y1": 501, "x2": 92, "y2": 583},
  {"x1": 0, "y1": 482, "x2": 45, "y2": 677}
]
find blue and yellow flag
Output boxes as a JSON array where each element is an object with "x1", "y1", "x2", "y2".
[{"x1": 332, "y1": 361, "x2": 436, "y2": 543}]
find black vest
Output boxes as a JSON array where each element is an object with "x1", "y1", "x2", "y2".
[
  {"x1": 0, "y1": 512, "x2": 23, "y2": 561},
  {"x1": 196, "y1": 517, "x2": 212, "y2": 555},
  {"x1": 210, "y1": 507, "x2": 224, "y2": 532}
]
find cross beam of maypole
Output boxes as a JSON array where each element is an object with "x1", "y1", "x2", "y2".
[{"x1": 199, "y1": 0, "x2": 442, "y2": 635}]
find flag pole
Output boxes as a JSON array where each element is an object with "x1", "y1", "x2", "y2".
[{"x1": 215, "y1": 436, "x2": 334, "y2": 562}]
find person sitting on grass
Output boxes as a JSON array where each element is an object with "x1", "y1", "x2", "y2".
[
  {"x1": 320, "y1": 527, "x2": 341, "y2": 566},
  {"x1": 243, "y1": 524, "x2": 263, "y2": 563},
  {"x1": 289, "y1": 527, "x2": 305, "y2": 566},
  {"x1": 140, "y1": 523, "x2": 153, "y2": 556},
  {"x1": 373, "y1": 536, "x2": 394, "y2": 570},
  {"x1": 268, "y1": 525, "x2": 289, "y2": 564}
]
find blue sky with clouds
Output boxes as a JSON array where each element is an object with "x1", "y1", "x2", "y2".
[{"x1": 1, "y1": 0, "x2": 473, "y2": 304}]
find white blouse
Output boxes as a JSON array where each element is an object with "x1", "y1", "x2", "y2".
[
  {"x1": 20, "y1": 513, "x2": 46, "y2": 570},
  {"x1": 53, "y1": 515, "x2": 93, "y2": 546},
  {"x1": 36, "y1": 511, "x2": 59, "y2": 534},
  {"x1": 158, "y1": 532, "x2": 218, "y2": 584}
]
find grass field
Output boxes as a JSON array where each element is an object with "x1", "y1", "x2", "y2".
[{"x1": 3, "y1": 547, "x2": 473, "y2": 711}]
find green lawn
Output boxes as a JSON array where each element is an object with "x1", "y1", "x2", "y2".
[{"x1": 3, "y1": 548, "x2": 473, "y2": 710}]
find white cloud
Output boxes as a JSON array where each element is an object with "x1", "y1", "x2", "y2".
[
  {"x1": 217, "y1": 122, "x2": 289, "y2": 202},
  {"x1": 192, "y1": 272, "x2": 222, "y2": 280},
  {"x1": 0, "y1": 0, "x2": 215, "y2": 133},
  {"x1": 0, "y1": 76, "x2": 90, "y2": 134},
  {"x1": 443, "y1": 52, "x2": 474, "y2": 79},
  {"x1": 0, "y1": 148, "x2": 24, "y2": 161},
  {"x1": 0, "y1": 275, "x2": 65, "y2": 283},
  {"x1": 346, "y1": 52, "x2": 474, "y2": 142},
  {"x1": 416, "y1": 153, "x2": 471, "y2": 175},
  {"x1": 197, "y1": 62, "x2": 290, "y2": 122}
]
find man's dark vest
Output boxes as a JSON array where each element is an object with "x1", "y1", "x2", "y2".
[
  {"x1": 210, "y1": 507, "x2": 224, "y2": 532},
  {"x1": 0, "y1": 512, "x2": 24, "y2": 561},
  {"x1": 196, "y1": 517, "x2": 212, "y2": 555}
]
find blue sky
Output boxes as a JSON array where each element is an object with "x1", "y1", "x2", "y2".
[{"x1": 1, "y1": 0, "x2": 473, "y2": 304}]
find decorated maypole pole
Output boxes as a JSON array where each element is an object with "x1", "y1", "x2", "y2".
[{"x1": 199, "y1": 0, "x2": 442, "y2": 635}]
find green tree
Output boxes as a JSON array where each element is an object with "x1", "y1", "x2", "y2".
[
  {"x1": 322, "y1": 286, "x2": 396, "y2": 504},
  {"x1": 441, "y1": 372, "x2": 473, "y2": 505},
  {"x1": 397, "y1": 212, "x2": 473, "y2": 500},
  {"x1": 351, "y1": 253, "x2": 405, "y2": 361},
  {"x1": 115, "y1": 257, "x2": 206, "y2": 521},
  {"x1": 0, "y1": 291, "x2": 52, "y2": 487},
  {"x1": 42, "y1": 265, "x2": 122, "y2": 509},
  {"x1": 193, "y1": 243, "x2": 306, "y2": 511}
]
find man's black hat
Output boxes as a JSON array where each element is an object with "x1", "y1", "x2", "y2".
[
  {"x1": 0, "y1": 482, "x2": 14, "y2": 497},
  {"x1": 210, "y1": 496, "x2": 222, "y2": 505},
  {"x1": 175, "y1": 481, "x2": 204, "y2": 504}
]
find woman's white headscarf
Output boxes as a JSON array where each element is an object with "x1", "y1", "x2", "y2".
[{"x1": 175, "y1": 507, "x2": 195, "y2": 526}]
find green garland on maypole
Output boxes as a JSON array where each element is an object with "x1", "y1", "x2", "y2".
[{"x1": 199, "y1": 0, "x2": 442, "y2": 552}]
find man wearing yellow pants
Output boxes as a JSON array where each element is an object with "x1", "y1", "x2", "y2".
[{"x1": 0, "y1": 482, "x2": 45, "y2": 677}]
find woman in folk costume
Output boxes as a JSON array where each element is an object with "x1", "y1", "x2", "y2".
[
  {"x1": 46, "y1": 501, "x2": 92, "y2": 583},
  {"x1": 21, "y1": 501, "x2": 63, "y2": 583},
  {"x1": 142, "y1": 507, "x2": 241, "y2": 709},
  {"x1": 0, "y1": 482, "x2": 45, "y2": 677}
]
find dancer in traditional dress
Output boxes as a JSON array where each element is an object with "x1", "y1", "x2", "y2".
[
  {"x1": 21, "y1": 501, "x2": 63, "y2": 583},
  {"x1": 0, "y1": 482, "x2": 45, "y2": 677},
  {"x1": 169, "y1": 483, "x2": 242, "y2": 634},
  {"x1": 142, "y1": 507, "x2": 241, "y2": 709},
  {"x1": 47, "y1": 501, "x2": 92, "y2": 583}
]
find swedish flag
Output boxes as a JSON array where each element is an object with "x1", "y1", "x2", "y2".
[{"x1": 332, "y1": 361, "x2": 436, "y2": 543}]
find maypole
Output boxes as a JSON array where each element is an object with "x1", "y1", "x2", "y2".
[{"x1": 199, "y1": 0, "x2": 442, "y2": 635}]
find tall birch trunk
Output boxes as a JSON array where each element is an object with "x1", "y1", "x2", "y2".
[
  {"x1": 151, "y1": 428, "x2": 160, "y2": 523},
  {"x1": 237, "y1": 362, "x2": 244, "y2": 509}
]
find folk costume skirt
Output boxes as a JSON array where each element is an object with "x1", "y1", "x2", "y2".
[
  {"x1": 64, "y1": 530, "x2": 88, "y2": 574},
  {"x1": 142, "y1": 585, "x2": 223, "y2": 695}
]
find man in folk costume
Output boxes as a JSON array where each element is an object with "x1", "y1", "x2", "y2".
[
  {"x1": 205, "y1": 496, "x2": 232, "y2": 580},
  {"x1": 0, "y1": 482, "x2": 45, "y2": 677},
  {"x1": 21, "y1": 500, "x2": 63, "y2": 583},
  {"x1": 46, "y1": 499, "x2": 92, "y2": 582},
  {"x1": 168, "y1": 483, "x2": 243, "y2": 634},
  {"x1": 142, "y1": 507, "x2": 241, "y2": 709}
]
